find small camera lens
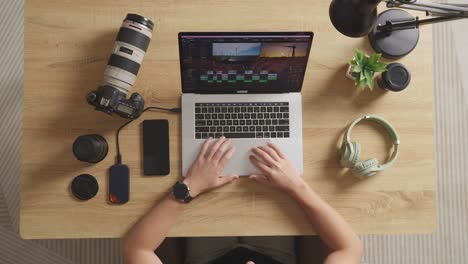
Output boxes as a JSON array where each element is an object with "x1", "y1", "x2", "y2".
[
  {"x1": 72, "y1": 134, "x2": 108, "y2": 163},
  {"x1": 378, "y1": 63, "x2": 411, "y2": 92}
]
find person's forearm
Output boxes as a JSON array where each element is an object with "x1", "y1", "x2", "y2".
[
  {"x1": 123, "y1": 194, "x2": 184, "y2": 256},
  {"x1": 289, "y1": 182, "x2": 362, "y2": 253},
  {"x1": 122, "y1": 138, "x2": 238, "y2": 264}
]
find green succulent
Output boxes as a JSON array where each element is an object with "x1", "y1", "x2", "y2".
[{"x1": 349, "y1": 50, "x2": 387, "y2": 91}]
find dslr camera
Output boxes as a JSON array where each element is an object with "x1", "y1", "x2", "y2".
[{"x1": 87, "y1": 14, "x2": 154, "y2": 119}]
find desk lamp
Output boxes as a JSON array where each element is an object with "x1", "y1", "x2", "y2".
[{"x1": 329, "y1": 0, "x2": 468, "y2": 58}]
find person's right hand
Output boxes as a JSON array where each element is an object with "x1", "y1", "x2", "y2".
[{"x1": 248, "y1": 143, "x2": 305, "y2": 194}]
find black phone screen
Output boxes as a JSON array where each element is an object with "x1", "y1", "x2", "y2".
[{"x1": 142, "y1": 119, "x2": 170, "y2": 176}]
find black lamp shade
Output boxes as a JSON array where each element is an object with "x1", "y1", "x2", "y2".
[{"x1": 329, "y1": 0, "x2": 382, "y2": 38}]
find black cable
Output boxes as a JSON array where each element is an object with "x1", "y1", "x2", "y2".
[{"x1": 115, "y1": 106, "x2": 181, "y2": 164}]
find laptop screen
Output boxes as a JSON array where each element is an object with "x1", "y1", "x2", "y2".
[{"x1": 178, "y1": 32, "x2": 313, "y2": 94}]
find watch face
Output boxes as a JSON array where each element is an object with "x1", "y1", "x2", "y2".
[{"x1": 173, "y1": 182, "x2": 189, "y2": 200}]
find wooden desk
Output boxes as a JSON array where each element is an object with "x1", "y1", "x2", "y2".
[{"x1": 22, "y1": 0, "x2": 435, "y2": 239}]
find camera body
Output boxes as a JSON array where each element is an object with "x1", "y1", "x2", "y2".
[
  {"x1": 86, "y1": 14, "x2": 154, "y2": 119},
  {"x1": 87, "y1": 86, "x2": 144, "y2": 119}
]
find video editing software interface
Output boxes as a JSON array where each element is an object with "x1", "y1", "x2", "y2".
[{"x1": 179, "y1": 33, "x2": 312, "y2": 93}]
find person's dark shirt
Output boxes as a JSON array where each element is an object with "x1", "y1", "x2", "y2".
[{"x1": 209, "y1": 246, "x2": 283, "y2": 264}]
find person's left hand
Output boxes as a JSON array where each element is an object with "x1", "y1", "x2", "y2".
[{"x1": 183, "y1": 137, "x2": 238, "y2": 197}]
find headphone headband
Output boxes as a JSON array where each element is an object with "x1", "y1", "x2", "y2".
[{"x1": 344, "y1": 115, "x2": 400, "y2": 170}]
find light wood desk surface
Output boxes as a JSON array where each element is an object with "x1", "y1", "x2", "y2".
[{"x1": 22, "y1": 0, "x2": 435, "y2": 239}]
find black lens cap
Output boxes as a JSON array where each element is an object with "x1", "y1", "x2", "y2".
[{"x1": 71, "y1": 174, "x2": 99, "y2": 201}]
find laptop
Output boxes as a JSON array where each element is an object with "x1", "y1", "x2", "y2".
[{"x1": 179, "y1": 32, "x2": 314, "y2": 176}]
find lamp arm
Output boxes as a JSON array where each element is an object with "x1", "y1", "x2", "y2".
[
  {"x1": 387, "y1": 0, "x2": 468, "y2": 13},
  {"x1": 395, "y1": 4, "x2": 468, "y2": 15},
  {"x1": 377, "y1": 15, "x2": 466, "y2": 33},
  {"x1": 377, "y1": 0, "x2": 467, "y2": 33}
]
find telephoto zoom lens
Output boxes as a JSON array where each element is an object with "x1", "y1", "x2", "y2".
[{"x1": 104, "y1": 14, "x2": 154, "y2": 95}]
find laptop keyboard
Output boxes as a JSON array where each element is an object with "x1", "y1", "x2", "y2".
[{"x1": 194, "y1": 102, "x2": 290, "y2": 139}]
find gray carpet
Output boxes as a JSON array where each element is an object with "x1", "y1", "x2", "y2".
[{"x1": 1, "y1": 0, "x2": 467, "y2": 263}]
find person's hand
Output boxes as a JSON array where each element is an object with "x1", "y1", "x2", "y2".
[
  {"x1": 184, "y1": 137, "x2": 238, "y2": 197},
  {"x1": 249, "y1": 143, "x2": 305, "y2": 194}
]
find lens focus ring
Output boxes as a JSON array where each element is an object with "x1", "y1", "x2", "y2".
[
  {"x1": 116, "y1": 27, "x2": 151, "y2": 52},
  {"x1": 108, "y1": 54, "x2": 141, "y2": 76}
]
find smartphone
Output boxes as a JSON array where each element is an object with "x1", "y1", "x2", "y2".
[
  {"x1": 109, "y1": 164, "x2": 129, "y2": 204},
  {"x1": 142, "y1": 119, "x2": 170, "y2": 176}
]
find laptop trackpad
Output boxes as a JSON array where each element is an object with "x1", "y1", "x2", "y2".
[
  {"x1": 183, "y1": 138, "x2": 302, "y2": 177},
  {"x1": 223, "y1": 139, "x2": 271, "y2": 176}
]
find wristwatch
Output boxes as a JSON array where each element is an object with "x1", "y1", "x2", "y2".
[{"x1": 172, "y1": 181, "x2": 193, "y2": 203}]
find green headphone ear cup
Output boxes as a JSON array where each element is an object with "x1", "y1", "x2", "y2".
[
  {"x1": 351, "y1": 142, "x2": 361, "y2": 167},
  {"x1": 339, "y1": 142, "x2": 358, "y2": 168},
  {"x1": 352, "y1": 158, "x2": 379, "y2": 178},
  {"x1": 338, "y1": 142, "x2": 349, "y2": 167}
]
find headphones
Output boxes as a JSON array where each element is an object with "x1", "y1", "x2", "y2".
[{"x1": 338, "y1": 115, "x2": 400, "y2": 178}]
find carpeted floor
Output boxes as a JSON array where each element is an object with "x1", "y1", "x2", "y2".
[{"x1": 1, "y1": 0, "x2": 467, "y2": 263}]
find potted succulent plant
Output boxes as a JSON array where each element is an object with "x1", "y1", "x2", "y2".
[{"x1": 347, "y1": 50, "x2": 387, "y2": 91}]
